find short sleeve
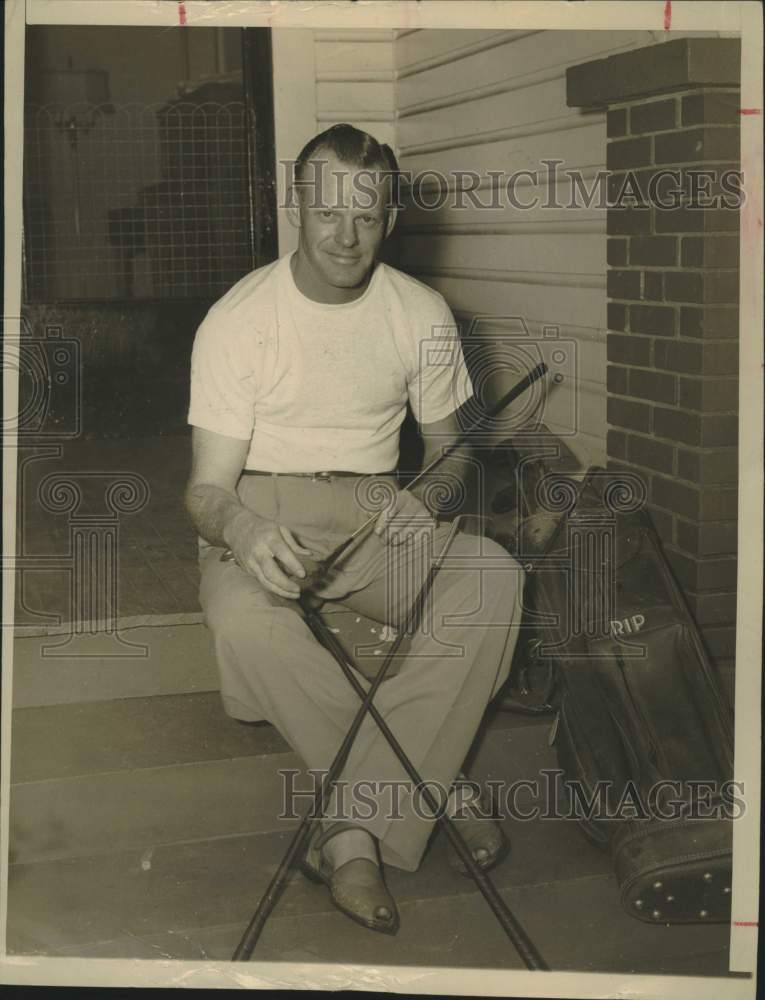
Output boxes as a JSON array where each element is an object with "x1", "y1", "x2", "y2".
[
  {"x1": 187, "y1": 311, "x2": 256, "y2": 441},
  {"x1": 407, "y1": 300, "x2": 474, "y2": 425}
]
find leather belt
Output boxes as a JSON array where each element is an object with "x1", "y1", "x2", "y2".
[{"x1": 241, "y1": 470, "x2": 392, "y2": 482}]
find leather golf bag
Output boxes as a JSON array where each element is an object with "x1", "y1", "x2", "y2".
[{"x1": 493, "y1": 459, "x2": 736, "y2": 925}]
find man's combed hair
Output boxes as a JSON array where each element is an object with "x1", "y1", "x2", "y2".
[{"x1": 294, "y1": 123, "x2": 399, "y2": 182}]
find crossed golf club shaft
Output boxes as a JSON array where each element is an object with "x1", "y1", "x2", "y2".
[
  {"x1": 231, "y1": 515, "x2": 548, "y2": 969},
  {"x1": 231, "y1": 365, "x2": 550, "y2": 965}
]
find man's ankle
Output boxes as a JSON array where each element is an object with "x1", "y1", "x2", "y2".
[{"x1": 323, "y1": 827, "x2": 379, "y2": 869}]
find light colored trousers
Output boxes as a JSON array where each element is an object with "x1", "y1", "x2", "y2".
[{"x1": 198, "y1": 473, "x2": 524, "y2": 871}]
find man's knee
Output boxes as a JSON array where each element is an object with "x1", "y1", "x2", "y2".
[
  {"x1": 206, "y1": 597, "x2": 313, "y2": 708},
  {"x1": 474, "y1": 536, "x2": 525, "y2": 602},
  {"x1": 202, "y1": 577, "x2": 302, "y2": 653},
  {"x1": 479, "y1": 535, "x2": 523, "y2": 567},
  {"x1": 436, "y1": 532, "x2": 524, "y2": 615}
]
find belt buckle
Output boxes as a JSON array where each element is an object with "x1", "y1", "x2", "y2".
[{"x1": 312, "y1": 471, "x2": 332, "y2": 483}]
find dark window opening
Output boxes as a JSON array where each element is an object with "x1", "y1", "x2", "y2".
[{"x1": 23, "y1": 26, "x2": 276, "y2": 302}]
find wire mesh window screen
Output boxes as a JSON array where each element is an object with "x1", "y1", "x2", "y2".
[{"x1": 24, "y1": 99, "x2": 253, "y2": 301}]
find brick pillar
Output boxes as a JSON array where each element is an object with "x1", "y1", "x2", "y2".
[{"x1": 567, "y1": 38, "x2": 741, "y2": 701}]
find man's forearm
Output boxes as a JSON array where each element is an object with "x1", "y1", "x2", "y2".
[
  {"x1": 185, "y1": 483, "x2": 262, "y2": 549},
  {"x1": 411, "y1": 442, "x2": 474, "y2": 516}
]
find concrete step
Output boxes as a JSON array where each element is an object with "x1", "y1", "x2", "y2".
[
  {"x1": 165, "y1": 876, "x2": 729, "y2": 973},
  {"x1": 12, "y1": 624, "x2": 218, "y2": 709},
  {"x1": 8, "y1": 801, "x2": 732, "y2": 972},
  {"x1": 6, "y1": 809, "x2": 609, "y2": 956},
  {"x1": 11, "y1": 605, "x2": 494, "y2": 706},
  {"x1": 9, "y1": 690, "x2": 551, "y2": 866},
  {"x1": 251, "y1": 874, "x2": 732, "y2": 973},
  {"x1": 10, "y1": 752, "x2": 299, "y2": 866},
  {"x1": 11, "y1": 689, "x2": 546, "y2": 784},
  {"x1": 11, "y1": 691, "x2": 286, "y2": 783},
  {"x1": 7, "y1": 688, "x2": 733, "y2": 974},
  {"x1": 11, "y1": 691, "x2": 298, "y2": 867}
]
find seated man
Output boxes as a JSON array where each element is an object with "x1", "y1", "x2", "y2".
[{"x1": 185, "y1": 124, "x2": 524, "y2": 936}]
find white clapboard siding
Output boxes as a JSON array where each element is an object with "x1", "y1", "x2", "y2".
[
  {"x1": 396, "y1": 29, "x2": 535, "y2": 80},
  {"x1": 272, "y1": 28, "x2": 317, "y2": 255},
  {"x1": 314, "y1": 30, "x2": 396, "y2": 141},
  {"x1": 317, "y1": 81, "x2": 395, "y2": 115},
  {"x1": 453, "y1": 314, "x2": 607, "y2": 393},
  {"x1": 397, "y1": 78, "x2": 576, "y2": 151},
  {"x1": 393, "y1": 29, "x2": 669, "y2": 464},
  {"x1": 396, "y1": 29, "x2": 666, "y2": 113},
  {"x1": 413, "y1": 272, "x2": 604, "y2": 331},
  {"x1": 315, "y1": 35, "x2": 396, "y2": 75},
  {"x1": 448, "y1": 311, "x2": 607, "y2": 466},
  {"x1": 271, "y1": 28, "x2": 727, "y2": 461},
  {"x1": 398, "y1": 118, "x2": 605, "y2": 181},
  {"x1": 273, "y1": 29, "x2": 397, "y2": 253},
  {"x1": 397, "y1": 233, "x2": 603, "y2": 278},
  {"x1": 398, "y1": 181, "x2": 607, "y2": 230}
]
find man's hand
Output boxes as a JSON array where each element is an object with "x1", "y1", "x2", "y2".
[
  {"x1": 184, "y1": 428, "x2": 317, "y2": 600},
  {"x1": 373, "y1": 490, "x2": 435, "y2": 546},
  {"x1": 225, "y1": 508, "x2": 316, "y2": 599}
]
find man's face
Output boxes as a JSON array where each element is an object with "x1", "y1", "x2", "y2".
[{"x1": 290, "y1": 151, "x2": 394, "y2": 302}]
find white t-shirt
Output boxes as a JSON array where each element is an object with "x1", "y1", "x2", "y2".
[{"x1": 187, "y1": 253, "x2": 474, "y2": 473}]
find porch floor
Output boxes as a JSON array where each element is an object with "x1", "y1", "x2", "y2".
[
  {"x1": 8, "y1": 692, "x2": 737, "y2": 973},
  {"x1": 14, "y1": 434, "x2": 200, "y2": 634},
  {"x1": 8, "y1": 435, "x2": 739, "y2": 975}
]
